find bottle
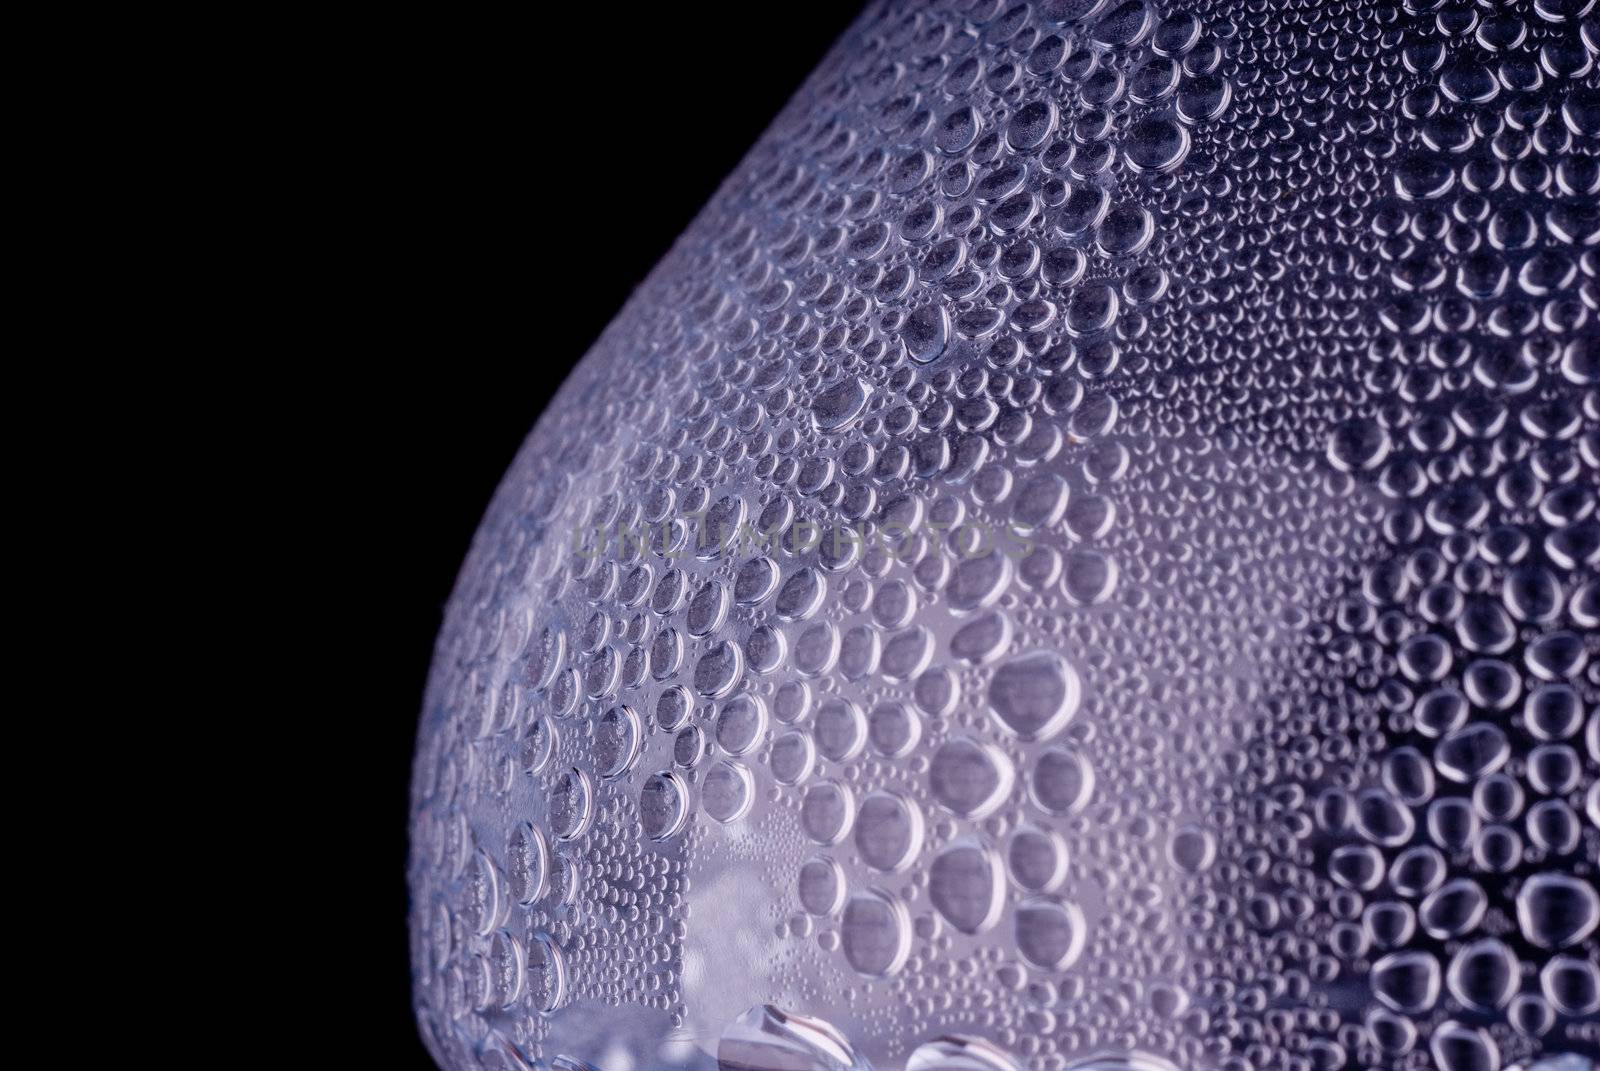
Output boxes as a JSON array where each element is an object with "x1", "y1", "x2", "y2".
[{"x1": 409, "y1": 1, "x2": 1600, "y2": 1069}]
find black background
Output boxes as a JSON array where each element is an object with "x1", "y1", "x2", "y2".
[{"x1": 371, "y1": 4, "x2": 866, "y2": 1065}]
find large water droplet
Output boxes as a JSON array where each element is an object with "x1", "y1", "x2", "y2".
[
  {"x1": 987, "y1": 650, "x2": 1080, "y2": 741},
  {"x1": 908, "y1": 1036, "x2": 1021, "y2": 1071},
  {"x1": 718, "y1": 1005, "x2": 862, "y2": 1071}
]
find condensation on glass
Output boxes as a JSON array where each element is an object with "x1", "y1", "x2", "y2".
[{"x1": 409, "y1": 1, "x2": 1600, "y2": 1069}]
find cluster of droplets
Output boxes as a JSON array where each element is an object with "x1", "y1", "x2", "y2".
[
  {"x1": 409, "y1": 1, "x2": 1599, "y2": 1070},
  {"x1": 1300, "y1": 1, "x2": 1600, "y2": 1068}
]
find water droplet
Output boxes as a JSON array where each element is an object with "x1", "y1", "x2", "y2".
[
  {"x1": 908, "y1": 1036, "x2": 1020, "y2": 1071},
  {"x1": 841, "y1": 889, "x2": 911, "y2": 976},
  {"x1": 640, "y1": 771, "x2": 689, "y2": 841},
  {"x1": 988, "y1": 650, "x2": 1080, "y2": 741},
  {"x1": 1015, "y1": 898, "x2": 1087, "y2": 971},
  {"x1": 1517, "y1": 873, "x2": 1600, "y2": 949},
  {"x1": 718, "y1": 1005, "x2": 862, "y2": 1071}
]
